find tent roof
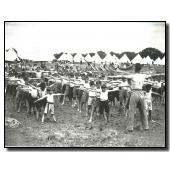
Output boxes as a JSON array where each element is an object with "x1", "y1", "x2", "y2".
[
  {"x1": 5, "y1": 50, "x2": 17, "y2": 61},
  {"x1": 154, "y1": 57, "x2": 162, "y2": 65},
  {"x1": 92, "y1": 53, "x2": 103, "y2": 63},
  {"x1": 119, "y1": 54, "x2": 130, "y2": 63},
  {"x1": 73, "y1": 53, "x2": 86, "y2": 63},
  {"x1": 73, "y1": 53, "x2": 82, "y2": 62},
  {"x1": 160, "y1": 57, "x2": 165, "y2": 65},
  {"x1": 141, "y1": 57, "x2": 147, "y2": 64},
  {"x1": 112, "y1": 54, "x2": 120, "y2": 63},
  {"x1": 85, "y1": 54, "x2": 93, "y2": 62},
  {"x1": 145, "y1": 56, "x2": 153, "y2": 64},
  {"x1": 103, "y1": 53, "x2": 113, "y2": 63},
  {"x1": 132, "y1": 54, "x2": 142, "y2": 64},
  {"x1": 58, "y1": 53, "x2": 73, "y2": 62}
]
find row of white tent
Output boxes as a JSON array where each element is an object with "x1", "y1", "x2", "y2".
[
  {"x1": 131, "y1": 54, "x2": 165, "y2": 65},
  {"x1": 5, "y1": 49, "x2": 165, "y2": 65},
  {"x1": 59, "y1": 53, "x2": 165, "y2": 65},
  {"x1": 58, "y1": 53, "x2": 120, "y2": 64}
]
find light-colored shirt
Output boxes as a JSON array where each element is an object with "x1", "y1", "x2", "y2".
[
  {"x1": 84, "y1": 83, "x2": 90, "y2": 89},
  {"x1": 119, "y1": 81, "x2": 129, "y2": 90},
  {"x1": 157, "y1": 82, "x2": 162, "y2": 87},
  {"x1": 145, "y1": 90, "x2": 152, "y2": 100},
  {"x1": 88, "y1": 87, "x2": 96, "y2": 97},
  {"x1": 96, "y1": 88, "x2": 102, "y2": 98},
  {"x1": 79, "y1": 80, "x2": 85, "y2": 90},
  {"x1": 128, "y1": 74, "x2": 146, "y2": 90},
  {"x1": 47, "y1": 94, "x2": 54, "y2": 103},
  {"x1": 69, "y1": 81, "x2": 75, "y2": 87},
  {"x1": 100, "y1": 91, "x2": 109, "y2": 101},
  {"x1": 30, "y1": 88, "x2": 38, "y2": 98},
  {"x1": 36, "y1": 71, "x2": 42, "y2": 79}
]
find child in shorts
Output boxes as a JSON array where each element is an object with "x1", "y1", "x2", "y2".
[
  {"x1": 86, "y1": 81, "x2": 96, "y2": 116},
  {"x1": 34, "y1": 87, "x2": 59, "y2": 123},
  {"x1": 144, "y1": 86, "x2": 154, "y2": 122}
]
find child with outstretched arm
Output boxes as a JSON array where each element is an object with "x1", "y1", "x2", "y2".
[
  {"x1": 34, "y1": 87, "x2": 63, "y2": 123},
  {"x1": 99, "y1": 84, "x2": 118, "y2": 122}
]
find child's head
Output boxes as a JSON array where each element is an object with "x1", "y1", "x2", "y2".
[
  {"x1": 47, "y1": 87, "x2": 53, "y2": 94},
  {"x1": 96, "y1": 80, "x2": 101, "y2": 88},
  {"x1": 143, "y1": 84, "x2": 152, "y2": 93},
  {"x1": 90, "y1": 81, "x2": 95, "y2": 87},
  {"x1": 85, "y1": 77, "x2": 89, "y2": 83},
  {"x1": 101, "y1": 84, "x2": 107, "y2": 92},
  {"x1": 122, "y1": 77, "x2": 126, "y2": 82}
]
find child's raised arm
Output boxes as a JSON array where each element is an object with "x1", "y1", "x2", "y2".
[{"x1": 34, "y1": 95, "x2": 47, "y2": 103}]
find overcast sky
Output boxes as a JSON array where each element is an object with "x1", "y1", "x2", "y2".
[{"x1": 5, "y1": 22, "x2": 165, "y2": 60}]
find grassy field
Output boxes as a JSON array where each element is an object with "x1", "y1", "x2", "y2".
[{"x1": 5, "y1": 97, "x2": 165, "y2": 147}]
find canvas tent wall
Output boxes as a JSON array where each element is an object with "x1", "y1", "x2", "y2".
[
  {"x1": 73, "y1": 53, "x2": 81, "y2": 63},
  {"x1": 132, "y1": 54, "x2": 142, "y2": 64},
  {"x1": 85, "y1": 54, "x2": 93, "y2": 62},
  {"x1": 91, "y1": 53, "x2": 103, "y2": 63},
  {"x1": 73, "y1": 53, "x2": 85, "y2": 63},
  {"x1": 119, "y1": 54, "x2": 130, "y2": 63},
  {"x1": 112, "y1": 54, "x2": 120, "y2": 63},
  {"x1": 160, "y1": 57, "x2": 165, "y2": 65},
  {"x1": 154, "y1": 57, "x2": 162, "y2": 65},
  {"x1": 5, "y1": 49, "x2": 17, "y2": 62},
  {"x1": 103, "y1": 53, "x2": 113, "y2": 63},
  {"x1": 141, "y1": 57, "x2": 147, "y2": 64},
  {"x1": 58, "y1": 53, "x2": 73, "y2": 62},
  {"x1": 145, "y1": 56, "x2": 153, "y2": 65}
]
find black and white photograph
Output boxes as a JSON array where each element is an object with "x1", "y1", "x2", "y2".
[{"x1": 4, "y1": 21, "x2": 166, "y2": 148}]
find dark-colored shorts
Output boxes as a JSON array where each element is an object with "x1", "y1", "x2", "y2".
[
  {"x1": 77, "y1": 89, "x2": 83, "y2": 101},
  {"x1": 81, "y1": 92, "x2": 88, "y2": 103},
  {"x1": 73, "y1": 86, "x2": 78, "y2": 99}
]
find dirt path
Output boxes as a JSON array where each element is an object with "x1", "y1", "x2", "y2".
[{"x1": 5, "y1": 98, "x2": 165, "y2": 147}]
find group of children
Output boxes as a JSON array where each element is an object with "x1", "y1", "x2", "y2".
[
  {"x1": 6, "y1": 64, "x2": 160, "y2": 133},
  {"x1": 30, "y1": 71, "x2": 156, "y2": 127},
  {"x1": 32, "y1": 74, "x2": 120, "y2": 124}
]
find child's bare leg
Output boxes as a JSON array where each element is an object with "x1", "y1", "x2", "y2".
[
  {"x1": 17, "y1": 101, "x2": 22, "y2": 113},
  {"x1": 79, "y1": 102, "x2": 83, "y2": 113},
  {"x1": 52, "y1": 115, "x2": 56, "y2": 122},
  {"x1": 41, "y1": 114, "x2": 45, "y2": 123},
  {"x1": 61, "y1": 95, "x2": 65, "y2": 105},
  {"x1": 87, "y1": 105, "x2": 91, "y2": 117},
  {"x1": 89, "y1": 107, "x2": 94, "y2": 123},
  {"x1": 36, "y1": 110, "x2": 39, "y2": 120},
  {"x1": 77, "y1": 100, "x2": 80, "y2": 111}
]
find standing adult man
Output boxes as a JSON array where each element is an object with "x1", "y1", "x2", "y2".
[{"x1": 125, "y1": 63, "x2": 149, "y2": 133}]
